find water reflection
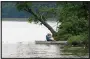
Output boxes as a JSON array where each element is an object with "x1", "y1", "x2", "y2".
[
  {"x1": 3, "y1": 42, "x2": 89, "y2": 58},
  {"x1": 2, "y1": 42, "x2": 64, "y2": 58}
]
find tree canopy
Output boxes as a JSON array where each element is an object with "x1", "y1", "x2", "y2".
[
  {"x1": 16, "y1": 2, "x2": 57, "y2": 35},
  {"x1": 55, "y1": 2, "x2": 89, "y2": 47},
  {"x1": 16, "y1": 2, "x2": 89, "y2": 47}
]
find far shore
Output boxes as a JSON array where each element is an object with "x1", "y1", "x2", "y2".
[{"x1": 2, "y1": 18, "x2": 58, "y2": 22}]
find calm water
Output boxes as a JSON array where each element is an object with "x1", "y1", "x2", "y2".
[
  {"x1": 2, "y1": 18, "x2": 88, "y2": 58},
  {"x1": 2, "y1": 43, "x2": 65, "y2": 58},
  {"x1": 2, "y1": 18, "x2": 58, "y2": 43}
]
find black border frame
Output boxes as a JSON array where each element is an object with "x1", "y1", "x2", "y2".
[{"x1": 1, "y1": 1, "x2": 90, "y2": 59}]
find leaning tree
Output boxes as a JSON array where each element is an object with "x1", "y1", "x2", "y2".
[{"x1": 16, "y1": 2, "x2": 57, "y2": 38}]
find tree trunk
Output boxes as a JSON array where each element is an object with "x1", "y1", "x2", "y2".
[
  {"x1": 25, "y1": 8, "x2": 57, "y2": 35},
  {"x1": 40, "y1": 19, "x2": 56, "y2": 35}
]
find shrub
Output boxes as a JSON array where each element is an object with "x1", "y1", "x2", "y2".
[
  {"x1": 68, "y1": 35, "x2": 81, "y2": 46},
  {"x1": 67, "y1": 33, "x2": 88, "y2": 46}
]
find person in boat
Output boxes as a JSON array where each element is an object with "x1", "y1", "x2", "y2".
[{"x1": 46, "y1": 33, "x2": 54, "y2": 41}]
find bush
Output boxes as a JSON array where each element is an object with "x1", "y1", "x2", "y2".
[
  {"x1": 55, "y1": 32, "x2": 72, "y2": 41},
  {"x1": 67, "y1": 33, "x2": 88, "y2": 46},
  {"x1": 68, "y1": 35, "x2": 82, "y2": 46}
]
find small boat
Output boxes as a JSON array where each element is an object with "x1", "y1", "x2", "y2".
[{"x1": 35, "y1": 41, "x2": 67, "y2": 44}]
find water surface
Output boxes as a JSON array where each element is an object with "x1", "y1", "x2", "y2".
[
  {"x1": 2, "y1": 18, "x2": 58, "y2": 43},
  {"x1": 2, "y1": 18, "x2": 88, "y2": 58}
]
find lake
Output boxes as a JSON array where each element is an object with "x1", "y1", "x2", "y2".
[
  {"x1": 2, "y1": 18, "x2": 58, "y2": 43},
  {"x1": 2, "y1": 18, "x2": 88, "y2": 58}
]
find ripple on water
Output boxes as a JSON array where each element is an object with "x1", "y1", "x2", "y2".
[{"x1": 2, "y1": 42, "x2": 89, "y2": 58}]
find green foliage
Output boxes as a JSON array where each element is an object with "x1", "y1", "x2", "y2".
[
  {"x1": 67, "y1": 32, "x2": 88, "y2": 46},
  {"x1": 55, "y1": 2, "x2": 89, "y2": 47},
  {"x1": 16, "y1": 2, "x2": 89, "y2": 47},
  {"x1": 16, "y1": 2, "x2": 57, "y2": 22},
  {"x1": 15, "y1": 1, "x2": 59, "y2": 31},
  {"x1": 28, "y1": 15, "x2": 39, "y2": 24},
  {"x1": 16, "y1": 2, "x2": 27, "y2": 11},
  {"x1": 16, "y1": 2, "x2": 57, "y2": 34},
  {"x1": 16, "y1": 2, "x2": 32, "y2": 11},
  {"x1": 68, "y1": 35, "x2": 83, "y2": 45}
]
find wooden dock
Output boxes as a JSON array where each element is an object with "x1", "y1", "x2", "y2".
[{"x1": 35, "y1": 41, "x2": 67, "y2": 44}]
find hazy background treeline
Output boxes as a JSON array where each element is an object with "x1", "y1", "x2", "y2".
[{"x1": 2, "y1": 2, "x2": 56, "y2": 18}]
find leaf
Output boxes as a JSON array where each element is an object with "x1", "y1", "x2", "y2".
[
  {"x1": 28, "y1": 17, "x2": 33, "y2": 23},
  {"x1": 16, "y1": 2, "x2": 32, "y2": 11}
]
